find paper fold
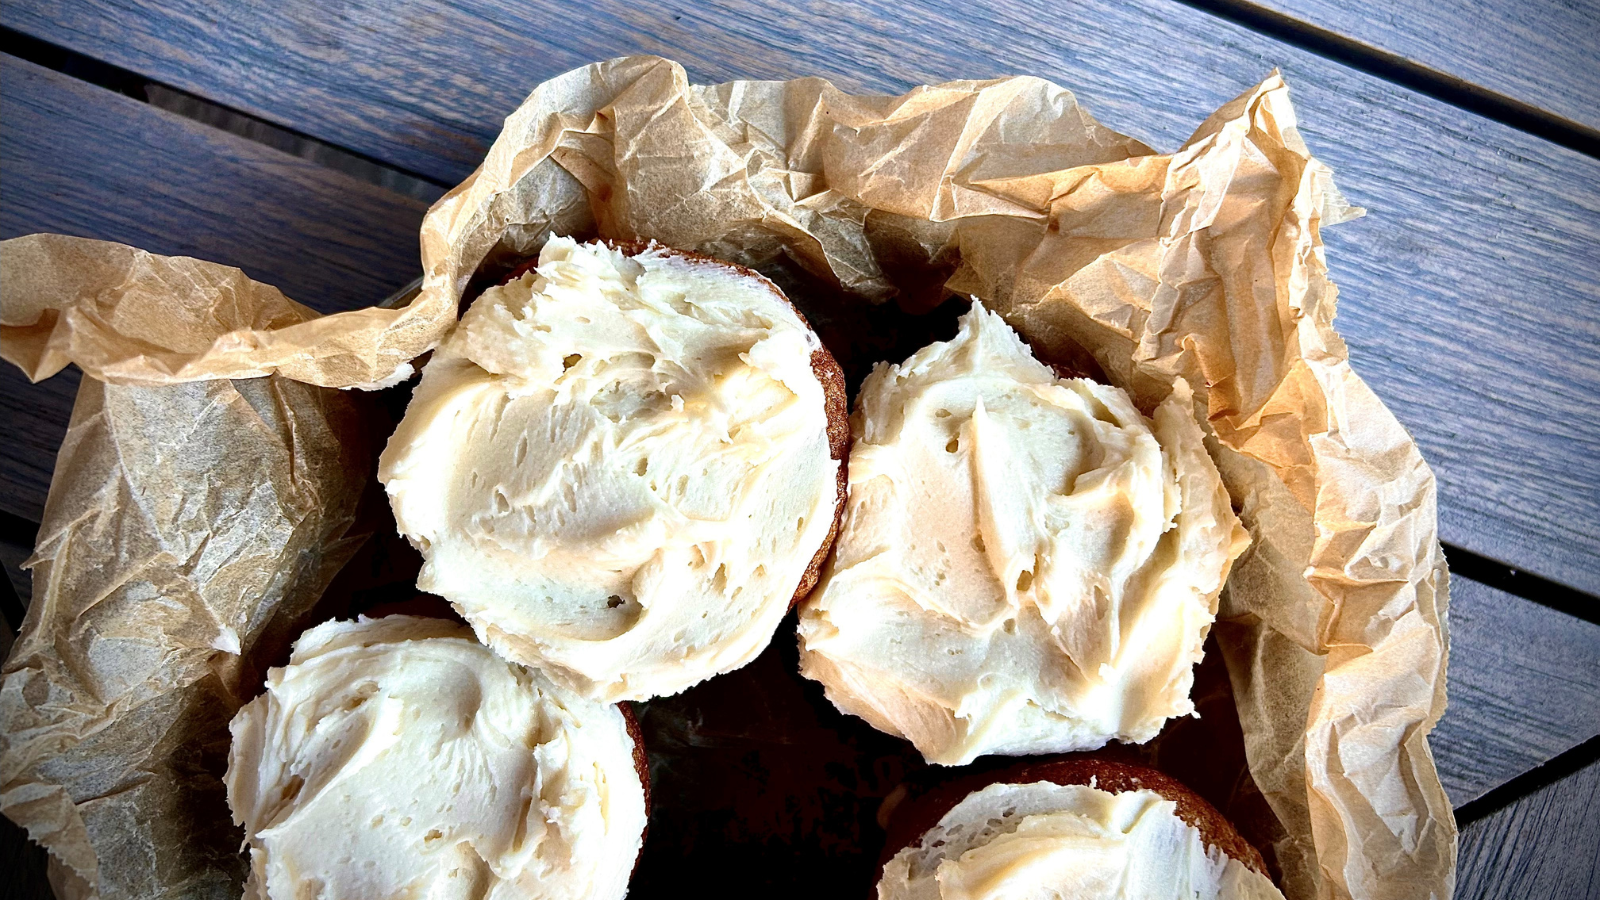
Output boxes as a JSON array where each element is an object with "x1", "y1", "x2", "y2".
[
  {"x1": 0, "y1": 234, "x2": 447, "y2": 389},
  {"x1": 0, "y1": 375, "x2": 376, "y2": 900}
]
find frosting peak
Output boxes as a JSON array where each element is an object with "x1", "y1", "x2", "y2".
[
  {"x1": 878, "y1": 782, "x2": 1283, "y2": 900},
  {"x1": 225, "y1": 616, "x2": 647, "y2": 900},
  {"x1": 799, "y1": 302, "x2": 1248, "y2": 764},
  {"x1": 380, "y1": 237, "x2": 842, "y2": 701}
]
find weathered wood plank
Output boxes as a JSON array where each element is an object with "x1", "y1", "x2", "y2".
[
  {"x1": 1246, "y1": 0, "x2": 1600, "y2": 134},
  {"x1": 0, "y1": 54, "x2": 431, "y2": 522},
  {"x1": 1430, "y1": 577, "x2": 1600, "y2": 807},
  {"x1": 5, "y1": 0, "x2": 1598, "y2": 593},
  {"x1": 1455, "y1": 756, "x2": 1600, "y2": 900},
  {"x1": 0, "y1": 54, "x2": 430, "y2": 315}
]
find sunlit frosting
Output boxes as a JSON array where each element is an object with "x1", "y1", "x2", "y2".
[
  {"x1": 878, "y1": 782, "x2": 1283, "y2": 900},
  {"x1": 798, "y1": 302, "x2": 1248, "y2": 765},
  {"x1": 379, "y1": 237, "x2": 841, "y2": 702},
  {"x1": 225, "y1": 616, "x2": 647, "y2": 900}
]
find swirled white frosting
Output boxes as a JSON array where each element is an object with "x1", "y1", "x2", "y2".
[
  {"x1": 379, "y1": 237, "x2": 840, "y2": 701},
  {"x1": 225, "y1": 616, "x2": 647, "y2": 900},
  {"x1": 878, "y1": 781, "x2": 1283, "y2": 900},
  {"x1": 798, "y1": 302, "x2": 1247, "y2": 765}
]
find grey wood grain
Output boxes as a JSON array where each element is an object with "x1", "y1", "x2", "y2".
[
  {"x1": 0, "y1": 54, "x2": 429, "y2": 318},
  {"x1": 1430, "y1": 576, "x2": 1600, "y2": 807},
  {"x1": 1248, "y1": 0, "x2": 1600, "y2": 134},
  {"x1": 0, "y1": 54, "x2": 431, "y2": 522},
  {"x1": 5, "y1": 0, "x2": 1598, "y2": 595},
  {"x1": 1455, "y1": 756, "x2": 1600, "y2": 900}
]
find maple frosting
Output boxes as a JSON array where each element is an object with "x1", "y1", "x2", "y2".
[
  {"x1": 879, "y1": 781, "x2": 1283, "y2": 900},
  {"x1": 379, "y1": 237, "x2": 841, "y2": 702},
  {"x1": 225, "y1": 616, "x2": 647, "y2": 900},
  {"x1": 798, "y1": 302, "x2": 1247, "y2": 765}
]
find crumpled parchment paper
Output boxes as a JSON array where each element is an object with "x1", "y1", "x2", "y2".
[
  {"x1": 0, "y1": 235, "x2": 449, "y2": 389},
  {"x1": 1, "y1": 53, "x2": 1453, "y2": 900},
  {"x1": 417, "y1": 56, "x2": 1454, "y2": 900},
  {"x1": 0, "y1": 364, "x2": 377, "y2": 898}
]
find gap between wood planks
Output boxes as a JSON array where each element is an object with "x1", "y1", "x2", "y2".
[
  {"x1": 0, "y1": 26, "x2": 448, "y2": 200},
  {"x1": 1456, "y1": 733, "x2": 1600, "y2": 827},
  {"x1": 1174, "y1": 0, "x2": 1600, "y2": 158},
  {"x1": 1444, "y1": 546, "x2": 1600, "y2": 628}
]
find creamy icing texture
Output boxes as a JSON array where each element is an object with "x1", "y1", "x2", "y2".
[
  {"x1": 878, "y1": 782, "x2": 1283, "y2": 900},
  {"x1": 380, "y1": 237, "x2": 840, "y2": 702},
  {"x1": 798, "y1": 303, "x2": 1248, "y2": 765},
  {"x1": 225, "y1": 616, "x2": 647, "y2": 900}
]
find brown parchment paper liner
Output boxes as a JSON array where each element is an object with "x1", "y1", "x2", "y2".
[
  {"x1": 0, "y1": 342, "x2": 377, "y2": 894},
  {"x1": 0, "y1": 234, "x2": 451, "y2": 389},
  {"x1": 418, "y1": 57, "x2": 1454, "y2": 899}
]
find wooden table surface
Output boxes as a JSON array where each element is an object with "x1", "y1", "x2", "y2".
[{"x1": 1, "y1": 2, "x2": 1596, "y2": 897}]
